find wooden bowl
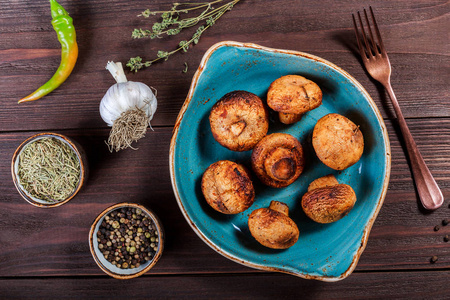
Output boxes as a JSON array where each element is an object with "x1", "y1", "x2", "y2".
[
  {"x1": 11, "y1": 132, "x2": 88, "y2": 208},
  {"x1": 88, "y1": 202, "x2": 164, "y2": 279}
]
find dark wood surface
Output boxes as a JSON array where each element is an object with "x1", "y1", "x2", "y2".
[{"x1": 1, "y1": 0, "x2": 449, "y2": 298}]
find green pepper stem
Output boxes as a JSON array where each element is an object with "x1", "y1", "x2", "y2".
[{"x1": 50, "y1": 0, "x2": 69, "y2": 19}]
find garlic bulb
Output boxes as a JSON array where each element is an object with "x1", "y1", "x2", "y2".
[{"x1": 100, "y1": 61, "x2": 157, "y2": 152}]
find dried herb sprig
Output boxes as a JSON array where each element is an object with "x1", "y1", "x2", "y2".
[
  {"x1": 17, "y1": 137, "x2": 80, "y2": 203},
  {"x1": 127, "y1": 0, "x2": 241, "y2": 72}
]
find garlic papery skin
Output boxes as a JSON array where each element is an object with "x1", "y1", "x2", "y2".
[{"x1": 99, "y1": 61, "x2": 157, "y2": 152}]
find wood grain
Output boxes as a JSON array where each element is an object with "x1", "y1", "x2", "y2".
[
  {"x1": 0, "y1": 118, "x2": 448, "y2": 277},
  {"x1": 0, "y1": 0, "x2": 449, "y2": 296},
  {"x1": 1, "y1": 271, "x2": 450, "y2": 299},
  {"x1": 0, "y1": 0, "x2": 449, "y2": 132}
]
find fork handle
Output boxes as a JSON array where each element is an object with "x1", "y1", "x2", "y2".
[{"x1": 383, "y1": 82, "x2": 444, "y2": 210}]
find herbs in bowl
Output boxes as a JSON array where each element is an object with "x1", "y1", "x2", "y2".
[
  {"x1": 11, "y1": 133, "x2": 87, "y2": 208},
  {"x1": 89, "y1": 203, "x2": 164, "y2": 279}
]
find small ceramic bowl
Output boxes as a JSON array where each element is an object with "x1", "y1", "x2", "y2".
[
  {"x1": 11, "y1": 132, "x2": 88, "y2": 208},
  {"x1": 88, "y1": 203, "x2": 164, "y2": 279}
]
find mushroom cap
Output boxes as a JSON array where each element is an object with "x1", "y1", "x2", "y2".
[
  {"x1": 201, "y1": 160, "x2": 255, "y2": 214},
  {"x1": 302, "y1": 178, "x2": 357, "y2": 224},
  {"x1": 312, "y1": 113, "x2": 364, "y2": 170},
  {"x1": 251, "y1": 133, "x2": 304, "y2": 188},
  {"x1": 248, "y1": 201, "x2": 299, "y2": 249},
  {"x1": 267, "y1": 75, "x2": 322, "y2": 115},
  {"x1": 209, "y1": 91, "x2": 269, "y2": 152}
]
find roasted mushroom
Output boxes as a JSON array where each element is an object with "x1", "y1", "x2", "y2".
[
  {"x1": 312, "y1": 113, "x2": 364, "y2": 170},
  {"x1": 267, "y1": 75, "x2": 322, "y2": 124},
  {"x1": 209, "y1": 90, "x2": 269, "y2": 151},
  {"x1": 251, "y1": 133, "x2": 304, "y2": 188},
  {"x1": 301, "y1": 175, "x2": 356, "y2": 224},
  {"x1": 201, "y1": 160, "x2": 255, "y2": 214},
  {"x1": 248, "y1": 201, "x2": 299, "y2": 249}
]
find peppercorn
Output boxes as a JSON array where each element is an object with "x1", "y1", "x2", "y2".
[
  {"x1": 444, "y1": 235, "x2": 449, "y2": 242},
  {"x1": 442, "y1": 219, "x2": 449, "y2": 226},
  {"x1": 97, "y1": 206, "x2": 159, "y2": 270},
  {"x1": 434, "y1": 225, "x2": 441, "y2": 231},
  {"x1": 430, "y1": 256, "x2": 438, "y2": 263}
]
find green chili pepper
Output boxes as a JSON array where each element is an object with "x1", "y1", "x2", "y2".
[{"x1": 19, "y1": 0, "x2": 78, "y2": 103}]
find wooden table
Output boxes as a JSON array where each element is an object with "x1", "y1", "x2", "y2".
[{"x1": 1, "y1": 0, "x2": 449, "y2": 298}]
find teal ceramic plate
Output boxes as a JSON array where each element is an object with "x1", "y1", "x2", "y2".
[{"x1": 169, "y1": 41, "x2": 391, "y2": 281}]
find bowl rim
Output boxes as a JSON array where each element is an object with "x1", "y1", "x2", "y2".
[
  {"x1": 88, "y1": 202, "x2": 164, "y2": 280},
  {"x1": 10, "y1": 132, "x2": 86, "y2": 208},
  {"x1": 169, "y1": 41, "x2": 391, "y2": 281}
]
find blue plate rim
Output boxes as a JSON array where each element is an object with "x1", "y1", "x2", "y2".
[{"x1": 169, "y1": 41, "x2": 391, "y2": 281}]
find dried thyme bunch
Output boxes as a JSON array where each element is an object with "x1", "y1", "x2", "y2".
[
  {"x1": 127, "y1": 0, "x2": 241, "y2": 72},
  {"x1": 17, "y1": 137, "x2": 80, "y2": 202}
]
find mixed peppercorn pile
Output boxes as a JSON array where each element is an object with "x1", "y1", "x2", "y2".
[{"x1": 96, "y1": 207, "x2": 159, "y2": 269}]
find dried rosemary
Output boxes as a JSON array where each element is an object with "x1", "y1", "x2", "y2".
[{"x1": 17, "y1": 137, "x2": 80, "y2": 203}]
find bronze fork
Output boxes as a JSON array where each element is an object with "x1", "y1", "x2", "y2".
[{"x1": 352, "y1": 7, "x2": 444, "y2": 210}]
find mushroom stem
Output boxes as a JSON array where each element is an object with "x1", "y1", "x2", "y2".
[
  {"x1": 269, "y1": 201, "x2": 289, "y2": 216},
  {"x1": 308, "y1": 174, "x2": 339, "y2": 192},
  {"x1": 279, "y1": 112, "x2": 303, "y2": 124}
]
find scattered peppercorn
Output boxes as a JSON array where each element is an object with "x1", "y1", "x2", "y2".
[
  {"x1": 430, "y1": 256, "x2": 438, "y2": 263},
  {"x1": 97, "y1": 206, "x2": 159, "y2": 269},
  {"x1": 442, "y1": 219, "x2": 449, "y2": 226},
  {"x1": 434, "y1": 225, "x2": 441, "y2": 231},
  {"x1": 444, "y1": 235, "x2": 449, "y2": 242}
]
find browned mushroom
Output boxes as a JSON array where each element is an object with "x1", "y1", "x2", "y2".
[
  {"x1": 251, "y1": 133, "x2": 304, "y2": 188},
  {"x1": 209, "y1": 90, "x2": 269, "y2": 151},
  {"x1": 301, "y1": 175, "x2": 357, "y2": 224},
  {"x1": 201, "y1": 160, "x2": 255, "y2": 214},
  {"x1": 312, "y1": 113, "x2": 364, "y2": 170},
  {"x1": 267, "y1": 75, "x2": 322, "y2": 124},
  {"x1": 248, "y1": 201, "x2": 299, "y2": 249}
]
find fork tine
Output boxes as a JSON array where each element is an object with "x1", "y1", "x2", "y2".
[
  {"x1": 357, "y1": 11, "x2": 372, "y2": 57},
  {"x1": 363, "y1": 8, "x2": 379, "y2": 55},
  {"x1": 352, "y1": 14, "x2": 367, "y2": 60},
  {"x1": 369, "y1": 6, "x2": 386, "y2": 55}
]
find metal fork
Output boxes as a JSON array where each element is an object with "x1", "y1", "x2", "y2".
[{"x1": 352, "y1": 7, "x2": 444, "y2": 210}]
